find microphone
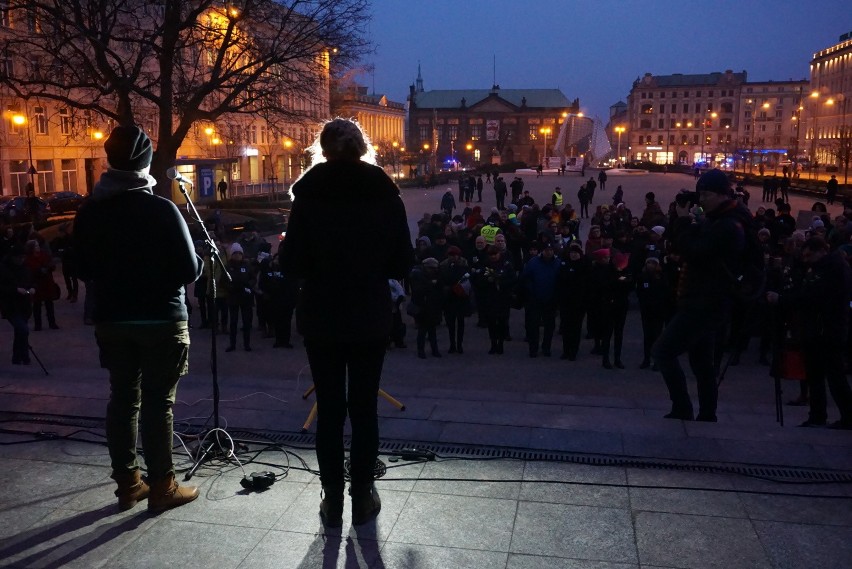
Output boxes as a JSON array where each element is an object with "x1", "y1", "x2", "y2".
[{"x1": 166, "y1": 167, "x2": 193, "y2": 185}]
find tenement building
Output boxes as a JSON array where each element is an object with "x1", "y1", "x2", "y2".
[
  {"x1": 808, "y1": 31, "x2": 852, "y2": 176},
  {"x1": 407, "y1": 68, "x2": 579, "y2": 170}
]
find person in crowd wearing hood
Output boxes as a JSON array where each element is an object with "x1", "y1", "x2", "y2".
[
  {"x1": 471, "y1": 245, "x2": 517, "y2": 354},
  {"x1": 74, "y1": 125, "x2": 203, "y2": 512},
  {"x1": 24, "y1": 238, "x2": 59, "y2": 331},
  {"x1": 521, "y1": 242, "x2": 561, "y2": 357},
  {"x1": 767, "y1": 236, "x2": 852, "y2": 429},
  {"x1": 410, "y1": 257, "x2": 444, "y2": 358},
  {"x1": 440, "y1": 189, "x2": 456, "y2": 218},
  {"x1": 280, "y1": 118, "x2": 412, "y2": 527},
  {"x1": 257, "y1": 240, "x2": 299, "y2": 348},
  {"x1": 439, "y1": 246, "x2": 471, "y2": 354},
  {"x1": 0, "y1": 244, "x2": 34, "y2": 365},
  {"x1": 557, "y1": 242, "x2": 591, "y2": 360},
  {"x1": 652, "y1": 169, "x2": 754, "y2": 422},
  {"x1": 223, "y1": 243, "x2": 255, "y2": 352}
]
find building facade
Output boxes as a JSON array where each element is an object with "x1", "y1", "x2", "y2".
[
  {"x1": 808, "y1": 31, "x2": 852, "y2": 178},
  {"x1": 626, "y1": 70, "x2": 808, "y2": 172},
  {"x1": 0, "y1": 2, "x2": 330, "y2": 200},
  {"x1": 407, "y1": 70, "x2": 579, "y2": 170}
]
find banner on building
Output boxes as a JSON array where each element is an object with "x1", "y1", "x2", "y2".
[{"x1": 486, "y1": 120, "x2": 500, "y2": 141}]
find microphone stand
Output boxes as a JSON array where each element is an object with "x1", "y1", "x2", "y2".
[{"x1": 174, "y1": 179, "x2": 233, "y2": 481}]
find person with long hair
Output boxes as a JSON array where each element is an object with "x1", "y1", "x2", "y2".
[{"x1": 280, "y1": 118, "x2": 412, "y2": 527}]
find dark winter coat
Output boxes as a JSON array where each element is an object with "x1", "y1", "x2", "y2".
[
  {"x1": 74, "y1": 170, "x2": 202, "y2": 323},
  {"x1": 280, "y1": 159, "x2": 412, "y2": 342}
]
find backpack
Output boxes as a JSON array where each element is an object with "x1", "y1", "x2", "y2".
[{"x1": 725, "y1": 217, "x2": 766, "y2": 302}]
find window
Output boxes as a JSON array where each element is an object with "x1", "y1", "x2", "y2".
[
  {"x1": 721, "y1": 102, "x2": 733, "y2": 113},
  {"x1": 660, "y1": 91, "x2": 666, "y2": 98},
  {"x1": 658, "y1": 104, "x2": 665, "y2": 114},
  {"x1": 34, "y1": 106, "x2": 47, "y2": 135},
  {"x1": 419, "y1": 125, "x2": 429, "y2": 142},
  {"x1": 695, "y1": 103, "x2": 701, "y2": 113},
  {"x1": 231, "y1": 160, "x2": 241, "y2": 181},
  {"x1": 448, "y1": 125, "x2": 458, "y2": 140},
  {"x1": 59, "y1": 108, "x2": 71, "y2": 135},
  {"x1": 708, "y1": 90, "x2": 714, "y2": 97},
  {"x1": 775, "y1": 110, "x2": 783, "y2": 119},
  {"x1": 692, "y1": 135, "x2": 699, "y2": 145},
  {"x1": 696, "y1": 91, "x2": 702, "y2": 97},
  {"x1": 528, "y1": 125, "x2": 538, "y2": 140},
  {"x1": 721, "y1": 118, "x2": 732, "y2": 128},
  {"x1": 640, "y1": 119, "x2": 651, "y2": 129},
  {"x1": 259, "y1": 125, "x2": 267, "y2": 145},
  {"x1": 470, "y1": 125, "x2": 482, "y2": 140},
  {"x1": 248, "y1": 124, "x2": 257, "y2": 144},
  {"x1": 61, "y1": 159, "x2": 77, "y2": 192},
  {"x1": 641, "y1": 92, "x2": 646, "y2": 99},
  {"x1": 658, "y1": 119, "x2": 664, "y2": 129},
  {"x1": 657, "y1": 135, "x2": 664, "y2": 145},
  {"x1": 683, "y1": 91, "x2": 689, "y2": 97},
  {"x1": 683, "y1": 103, "x2": 689, "y2": 113},
  {"x1": 10, "y1": 160, "x2": 27, "y2": 195},
  {"x1": 36, "y1": 159, "x2": 54, "y2": 193},
  {"x1": 641, "y1": 104, "x2": 653, "y2": 114},
  {"x1": 672, "y1": 92, "x2": 677, "y2": 98},
  {"x1": 669, "y1": 135, "x2": 675, "y2": 145}
]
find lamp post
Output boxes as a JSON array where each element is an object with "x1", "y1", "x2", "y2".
[
  {"x1": 748, "y1": 100, "x2": 770, "y2": 174},
  {"x1": 614, "y1": 126, "x2": 625, "y2": 165},
  {"x1": 539, "y1": 126, "x2": 551, "y2": 166},
  {"x1": 701, "y1": 111, "x2": 717, "y2": 165},
  {"x1": 11, "y1": 112, "x2": 35, "y2": 194}
]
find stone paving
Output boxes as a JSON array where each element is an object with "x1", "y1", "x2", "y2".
[{"x1": 0, "y1": 171, "x2": 851, "y2": 568}]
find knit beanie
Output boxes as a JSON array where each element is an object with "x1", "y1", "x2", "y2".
[{"x1": 104, "y1": 125, "x2": 153, "y2": 171}]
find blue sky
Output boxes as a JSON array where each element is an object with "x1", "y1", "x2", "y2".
[{"x1": 361, "y1": 0, "x2": 849, "y2": 120}]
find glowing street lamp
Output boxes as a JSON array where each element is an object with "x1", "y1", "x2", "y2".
[
  {"x1": 539, "y1": 126, "x2": 552, "y2": 165},
  {"x1": 614, "y1": 126, "x2": 626, "y2": 165},
  {"x1": 701, "y1": 111, "x2": 717, "y2": 164},
  {"x1": 12, "y1": 112, "x2": 35, "y2": 192}
]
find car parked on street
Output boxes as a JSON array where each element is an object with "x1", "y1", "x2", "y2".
[
  {"x1": 0, "y1": 195, "x2": 49, "y2": 224},
  {"x1": 42, "y1": 191, "x2": 85, "y2": 214}
]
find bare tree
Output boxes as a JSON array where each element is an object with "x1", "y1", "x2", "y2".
[{"x1": 0, "y1": 0, "x2": 369, "y2": 197}]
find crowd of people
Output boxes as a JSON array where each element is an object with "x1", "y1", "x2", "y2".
[{"x1": 406, "y1": 170, "x2": 852, "y2": 428}]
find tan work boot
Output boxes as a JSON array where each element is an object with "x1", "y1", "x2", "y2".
[
  {"x1": 112, "y1": 470, "x2": 150, "y2": 511},
  {"x1": 148, "y1": 473, "x2": 199, "y2": 512}
]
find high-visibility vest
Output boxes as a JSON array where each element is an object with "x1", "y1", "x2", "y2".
[
  {"x1": 480, "y1": 225, "x2": 500, "y2": 244},
  {"x1": 552, "y1": 192, "x2": 563, "y2": 206}
]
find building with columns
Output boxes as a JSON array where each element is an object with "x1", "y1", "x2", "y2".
[{"x1": 407, "y1": 68, "x2": 579, "y2": 170}]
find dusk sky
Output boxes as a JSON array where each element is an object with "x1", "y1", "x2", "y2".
[{"x1": 361, "y1": 0, "x2": 850, "y2": 121}]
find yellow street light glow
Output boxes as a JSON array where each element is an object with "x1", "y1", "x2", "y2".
[
  {"x1": 465, "y1": 143, "x2": 473, "y2": 151},
  {"x1": 577, "y1": 113, "x2": 584, "y2": 118},
  {"x1": 423, "y1": 143, "x2": 430, "y2": 150},
  {"x1": 811, "y1": 91, "x2": 819, "y2": 98},
  {"x1": 762, "y1": 102, "x2": 770, "y2": 109},
  {"x1": 283, "y1": 139, "x2": 293, "y2": 148},
  {"x1": 12, "y1": 114, "x2": 25, "y2": 125},
  {"x1": 392, "y1": 141, "x2": 398, "y2": 148},
  {"x1": 211, "y1": 137, "x2": 221, "y2": 145},
  {"x1": 539, "y1": 127, "x2": 551, "y2": 134},
  {"x1": 204, "y1": 127, "x2": 214, "y2": 136},
  {"x1": 562, "y1": 112, "x2": 568, "y2": 118},
  {"x1": 826, "y1": 98, "x2": 835, "y2": 105},
  {"x1": 93, "y1": 131, "x2": 104, "y2": 140},
  {"x1": 614, "y1": 126, "x2": 626, "y2": 134}
]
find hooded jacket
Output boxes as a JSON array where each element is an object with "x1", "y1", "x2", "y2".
[
  {"x1": 280, "y1": 160, "x2": 412, "y2": 342},
  {"x1": 74, "y1": 169, "x2": 202, "y2": 322}
]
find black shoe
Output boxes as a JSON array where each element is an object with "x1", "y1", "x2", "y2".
[
  {"x1": 417, "y1": 351, "x2": 426, "y2": 359},
  {"x1": 350, "y1": 485, "x2": 381, "y2": 526},
  {"x1": 696, "y1": 414, "x2": 718, "y2": 422},
  {"x1": 639, "y1": 360, "x2": 650, "y2": 369},
  {"x1": 614, "y1": 360, "x2": 625, "y2": 369},
  {"x1": 319, "y1": 489, "x2": 343, "y2": 528},
  {"x1": 225, "y1": 346, "x2": 236, "y2": 352},
  {"x1": 448, "y1": 345, "x2": 457, "y2": 354},
  {"x1": 602, "y1": 360, "x2": 613, "y2": 369},
  {"x1": 664, "y1": 410, "x2": 695, "y2": 421},
  {"x1": 798, "y1": 419, "x2": 826, "y2": 428},
  {"x1": 456, "y1": 345, "x2": 463, "y2": 354},
  {"x1": 829, "y1": 420, "x2": 852, "y2": 430}
]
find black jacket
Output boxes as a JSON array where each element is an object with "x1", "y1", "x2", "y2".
[
  {"x1": 74, "y1": 171, "x2": 202, "y2": 322},
  {"x1": 280, "y1": 160, "x2": 412, "y2": 342}
]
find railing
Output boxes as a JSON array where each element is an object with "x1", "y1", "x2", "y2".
[{"x1": 231, "y1": 181, "x2": 291, "y2": 198}]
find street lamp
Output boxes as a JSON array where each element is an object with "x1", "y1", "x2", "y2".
[
  {"x1": 748, "y1": 100, "x2": 770, "y2": 174},
  {"x1": 539, "y1": 126, "x2": 552, "y2": 166},
  {"x1": 701, "y1": 111, "x2": 717, "y2": 165},
  {"x1": 614, "y1": 126, "x2": 625, "y2": 165},
  {"x1": 12, "y1": 112, "x2": 35, "y2": 193}
]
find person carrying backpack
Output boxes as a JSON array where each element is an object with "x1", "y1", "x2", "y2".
[{"x1": 652, "y1": 169, "x2": 758, "y2": 423}]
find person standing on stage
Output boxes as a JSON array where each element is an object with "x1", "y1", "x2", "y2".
[
  {"x1": 75, "y1": 125, "x2": 202, "y2": 512},
  {"x1": 280, "y1": 118, "x2": 412, "y2": 527}
]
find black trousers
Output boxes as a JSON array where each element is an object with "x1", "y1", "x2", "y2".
[
  {"x1": 305, "y1": 339, "x2": 385, "y2": 490},
  {"x1": 640, "y1": 309, "x2": 666, "y2": 362},
  {"x1": 444, "y1": 306, "x2": 466, "y2": 349},
  {"x1": 803, "y1": 344, "x2": 852, "y2": 424},
  {"x1": 228, "y1": 302, "x2": 253, "y2": 348},
  {"x1": 525, "y1": 301, "x2": 556, "y2": 354},
  {"x1": 560, "y1": 306, "x2": 584, "y2": 358}
]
